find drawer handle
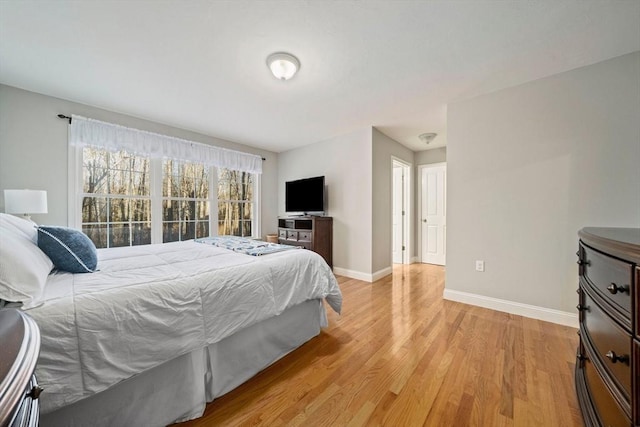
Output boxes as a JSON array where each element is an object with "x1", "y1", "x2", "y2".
[
  {"x1": 606, "y1": 283, "x2": 629, "y2": 295},
  {"x1": 27, "y1": 386, "x2": 44, "y2": 400},
  {"x1": 605, "y1": 350, "x2": 629, "y2": 364}
]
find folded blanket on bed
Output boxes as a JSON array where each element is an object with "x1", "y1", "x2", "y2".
[{"x1": 195, "y1": 235, "x2": 300, "y2": 256}]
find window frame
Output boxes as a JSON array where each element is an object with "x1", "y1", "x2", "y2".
[
  {"x1": 77, "y1": 148, "x2": 153, "y2": 248},
  {"x1": 159, "y1": 158, "x2": 214, "y2": 243},
  {"x1": 216, "y1": 168, "x2": 257, "y2": 238},
  {"x1": 69, "y1": 145, "x2": 261, "y2": 246}
]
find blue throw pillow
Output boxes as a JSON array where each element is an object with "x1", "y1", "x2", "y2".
[{"x1": 37, "y1": 226, "x2": 97, "y2": 273}]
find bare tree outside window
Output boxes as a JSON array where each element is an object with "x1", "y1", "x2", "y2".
[
  {"x1": 218, "y1": 168, "x2": 253, "y2": 237},
  {"x1": 82, "y1": 147, "x2": 151, "y2": 248},
  {"x1": 162, "y1": 159, "x2": 210, "y2": 242},
  {"x1": 81, "y1": 148, "x2": 255, "y2": 246}
]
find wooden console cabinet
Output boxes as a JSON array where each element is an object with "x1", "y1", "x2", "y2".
[
  {"x1": 576, "y1": 227, "x2": 640, "y2": 427},
  {"x1": 278, "y1": 216, "x2": 333, "y2": 267}
]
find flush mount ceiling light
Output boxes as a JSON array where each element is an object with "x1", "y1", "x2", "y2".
[
  {"x1": 267, "y1": 52, "x2": 300, "y2": 81},
  {"x1": 419, "y1": 133, "x2": 438, "y2": 144}
]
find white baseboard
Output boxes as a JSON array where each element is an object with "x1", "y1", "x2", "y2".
[
  {"x1": 332, "y1": 267, "x2": 370, "y2": 282},
  {"x1": 333, "y1": 266, "x2": 392, "y2": 283},
  {"x1": 372, "y1": 267, "x2": 392, "y2": 281},
  {"x1": 443, "y1": 289, "x2": 578, "y2": 328},
  {"x1": 410, "y1": 256, "x2": 420, "y2": 264}
]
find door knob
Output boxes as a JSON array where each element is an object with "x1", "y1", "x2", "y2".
[{"x1": 422, "y1": 219, "x2": 427, "y2": 223}]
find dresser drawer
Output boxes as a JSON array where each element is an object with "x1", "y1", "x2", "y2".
[
  {"x1": 581, "y1": 290, "x2": 632, "y2": 404},
  {"x1": 9, "y1": 374, "x2": 40, "y2": 427},
  {"x1": 581, "y1": 244, "x2": 633, "y2": 324},
  {"x1": 636, "y1": 267, "x2": 640, "y2": 339},
  {"x1": 582, "y1": 351, "x2": 632, "y2": 427},
  {"x1": 298, "y1": 231, "x2": 312, "y2": 242},
  {"x1": 286, "y1": 230, "x2": 298, "y2": 240},
  {"x1": 278, "y1": 229, "x2": 287, "y2": 239},
  {"x1": 635, "y1": 340, "x2": 640, "y2": 424},
  {"x1": 283, "y1": 241, "x2": 309, "y2": 250},
  {"x1": 0, "y1": 310, "x2": 41, "y2": 427}
]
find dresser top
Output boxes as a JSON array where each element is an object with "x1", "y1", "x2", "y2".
[{"x1": 579, "y1": 227, "x2": 640, "y2": 264}]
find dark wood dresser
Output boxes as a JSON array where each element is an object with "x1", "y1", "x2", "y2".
[
  {"x1": 0, "y1": 309, "x2": 42, "y2": 427},
  {"x1": 278, "y1": 216, "x2": 333, "y2": 267},
  {"x1": 576, "y1": 227, "x2": 640, "y2": 427}
]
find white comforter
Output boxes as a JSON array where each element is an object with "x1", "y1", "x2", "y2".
[{"x1": 26, "y1": 241, "x2": 342, "y2": 413}]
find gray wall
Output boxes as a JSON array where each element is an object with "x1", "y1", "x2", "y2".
[
  {"x1": 0, "y1": 84, "x2": 279, "y2": 234},
  {"x1": 372, "y1": 128, "x2": 415, "y2": 272},
  {"x1": 415, "y1": 147, "x2": 446, "y2": 165},
  {"x1": 446, "y1": 52, "x2": 640, "y2": 313},
  {"x1": 278, "y1": 128, "x2": 373, "y2": 275}
]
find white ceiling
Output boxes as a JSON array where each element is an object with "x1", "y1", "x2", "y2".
[{"x1": 1, "y1": 1, "x2": 638, "y2": 153}]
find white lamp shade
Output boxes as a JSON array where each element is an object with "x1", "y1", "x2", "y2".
[
  {"x1": 4, "y1": 190, "x2": 48, "y2": 215},
  {"x1": 267, "y1": 52, "x2": 300, "y2": 80}
]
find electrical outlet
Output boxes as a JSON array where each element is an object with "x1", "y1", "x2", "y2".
[{"x1": 475, "y1": 260, "x2": 485, "y2": 272}]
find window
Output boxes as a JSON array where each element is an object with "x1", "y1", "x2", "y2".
[
  {"x1": 77, "y1": 148, "x2": 258, "y2": 248},
  {"x1": 217, "y1": 169, "x2": 254, "y2": 237},
  {"x1": 81, "y1": 147, "x2": 151, "y2": 248},
  {"x1": 69, "y1": 116, "x2": 262, "y2": 247},
  {"x1": 162, "y1": 159, "x2": 211, "y2": 242}
]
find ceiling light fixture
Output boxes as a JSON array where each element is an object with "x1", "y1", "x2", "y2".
[
  {"x1": 419, "y1": 133, "x2": 438, "y2": 144},
  {"x1": 267, "y1": 52, "x2": 300, "y2": 81}
]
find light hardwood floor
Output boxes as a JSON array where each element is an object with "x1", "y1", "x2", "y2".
[{"x1": 179, "y1": 263, "x2": 582, "y2": 426}]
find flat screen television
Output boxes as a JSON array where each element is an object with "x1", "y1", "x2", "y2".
[{"x1": 285, "y1": 176, "x2": 325, "y2": 214}]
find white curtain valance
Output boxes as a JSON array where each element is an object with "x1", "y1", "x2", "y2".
[{"x1": 69, "y1": 115, "x2": 262, "y2": 174}]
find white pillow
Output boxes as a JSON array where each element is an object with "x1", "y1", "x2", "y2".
[
  {"x1": 0, "y1": 225, "x2": 54, "y2": 309},
  {"x1": 0, "y1": 213, "x2": 38, "y2": 243}
]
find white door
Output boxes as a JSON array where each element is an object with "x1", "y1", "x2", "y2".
[
  {"x1": 392, "y1": 166, "x2": 403, "y2": 263},
  {"x1": 420, "y1": 164, "x2": 446, "y2": 265}
]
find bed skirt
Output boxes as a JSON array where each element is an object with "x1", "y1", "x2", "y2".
[{"x1": 41, "y1": 299, "x2": 327, "y2": 427}]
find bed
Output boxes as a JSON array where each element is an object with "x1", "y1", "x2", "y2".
[{"x1": 0, "y1": 214, "x2": 342, "y2": 426}]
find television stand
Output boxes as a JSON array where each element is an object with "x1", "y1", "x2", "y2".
[{"x1": 278, "y1": 216, "x2": 333, "y2": 267}]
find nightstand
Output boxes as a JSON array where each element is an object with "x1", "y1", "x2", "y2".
[{"x1": 0, "y1": 309, "x2": 42, "y2": 427}]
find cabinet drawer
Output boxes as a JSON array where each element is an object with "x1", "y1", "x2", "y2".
[
  {"x1": 10, "y1": 374, "x2": 40, "y2": 427},
  {"x1": 636, "y1": 267, "x2": 640, "y2": 339},
  {"x1": 278, "y1": 229, "x2": 287, "y2": 239},
  {"x1": 298, "y1": 231, "x2": 312, "y2": 242},
  {"x1": 287, "y1": 241, "x2": 310, "y2": 250},
  {"x1": 286, "y1": 230, "x2": 298, "y2": 240},
  {"x1": 582, "y1": 351, "x2": 632, "y2": 427},
  {"x1": 581, "y1": 244, "x2": 633, "y2": 323},
  {"x1": 636, "y1": 340, "x2": 640, "y2": 424},
  {"x1": 581, "y1": 290, "x2": 632, "y2": 403}
]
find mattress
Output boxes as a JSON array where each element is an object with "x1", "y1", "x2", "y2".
[{"x1": 24, "y1": 241, "x2": 341, "y2": 413}]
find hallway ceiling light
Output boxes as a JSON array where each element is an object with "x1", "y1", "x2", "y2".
[
  {"x1": 419, "y1": 133, "x2": 437, "y2": 144},
  {"x1": 267, "y1": 52, "x2": 300, "y2": 81}
]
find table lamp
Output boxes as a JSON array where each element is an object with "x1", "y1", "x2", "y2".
[{"x1": 4, "y1": 189, "x2": 48, "y2": 221}]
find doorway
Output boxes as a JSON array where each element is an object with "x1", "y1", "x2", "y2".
[
  {"x1": 392, "y1": 158, "x2": 411, "y2": 264},
  {"x1": 419, "y1": 163, "x2": 446, "y2": 265}
]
